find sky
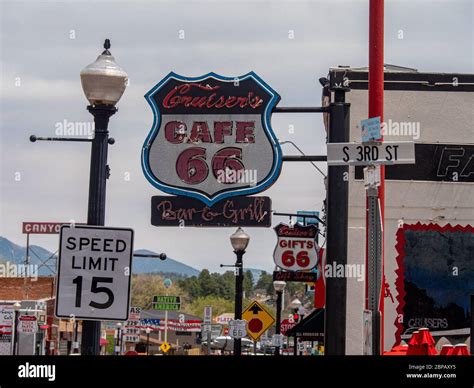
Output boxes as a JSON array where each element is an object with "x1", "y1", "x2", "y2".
[{"x1": 1, "y1": 0, "x2": 473, "y2": 273}]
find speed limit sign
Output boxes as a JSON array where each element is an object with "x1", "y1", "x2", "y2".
[
  {"x1": 55, "y1": 225, "x2": 134, "y2": 321},
  {"x1": 273, "y1": 223, "x2": 319, "y2": 272}
]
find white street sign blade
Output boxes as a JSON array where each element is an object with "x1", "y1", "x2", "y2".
[
  {"x1": 327, "y1": 141, "x2": 415, "y2": 166},
  {"x1": 55, "y1": 225, "x2": 134, "y2": 321}
]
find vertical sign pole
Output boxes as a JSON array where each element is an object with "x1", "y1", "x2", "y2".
[
  {"x1": 164, "y1": 309, "x2": 169, "y2": 345},
  {"x1": 471, "y1": 295, "x2": 473, "y2": 355},
  {"x1": 325, "y1": 84, "x2": 350, "y2": 355},
  {"x1": 207, "y1": 329, "x2": 211, "y2": 355},
  {"x1": 81, "y1": 105, "x2": 116, "y2": 356},
  {"x1": 367, "y1": 0, "x2": 385, "y2": 355}
]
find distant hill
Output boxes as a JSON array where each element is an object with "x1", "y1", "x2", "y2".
[
  {"x1": 0, "y1": 237, "x2": 200, "y2": 278},
  {"x1": 0, "y1": 236, "x2": 56, "y2": 275},
  {"x1": 132, "y1": 249, "x2": 200, "y2": 277}
]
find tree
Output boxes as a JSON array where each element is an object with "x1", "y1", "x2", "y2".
[
  {"x1": 131, "y1": 274, "x2": 188, "y2": 309},
  {"x1": 255, "y1": 271, "x2": 274, "y2": 295},
  {"x1": 185, "y1": 295, "x2": 234, "y2": 318},
  {"x1": 198, "y1": 269, "x2": 219, "y2": 297},
  {"x1": 243, "y1": 270, "x2": 254, "y2": 298}
]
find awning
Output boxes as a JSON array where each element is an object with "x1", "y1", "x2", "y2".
[{"x1": 285, "y1": 308, "x2": 324, "y2": 339}]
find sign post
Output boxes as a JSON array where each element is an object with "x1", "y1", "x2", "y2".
[
  {"x1": 204, "y1": 306, "x2": 212, "y2": 355},
  {"x1": 55, "y1": 225, "x2": 134, "y2": 321}
]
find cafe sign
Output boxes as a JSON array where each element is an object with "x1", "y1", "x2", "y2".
[{"x1": 142, "y1": 72, "x2": 282, "y2": 206}]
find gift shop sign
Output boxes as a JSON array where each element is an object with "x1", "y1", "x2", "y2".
[{"x1": 273, "y1": 223, "x2": 319, "y2": 272}]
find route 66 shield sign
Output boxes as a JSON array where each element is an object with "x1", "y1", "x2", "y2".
[
  {"x1": 273, "y1": 223, "x2": 319, "y2": 272},
  {"x1": 141, "y1": 72, "x2": 282, "y2": 206}
]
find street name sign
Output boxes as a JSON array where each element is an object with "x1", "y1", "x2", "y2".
[
  {"x1": 327, "y1": 141, "x2": 415, "y2": 166},
  {"x1": 242, "y1": 301, "x2": 275, "y2": 341},
  {"x1": 273, "y1": 223, "x2": 319, "y2": 272},
  {"x1": 56, "y1": 225, "x2": 134, "y2": 321},
  {"x1": 142, "y1": 72, "x2": 282, "y2": 206},
  {"x1": 152, "y1": 296, "x2": 181, "y2": 311}
]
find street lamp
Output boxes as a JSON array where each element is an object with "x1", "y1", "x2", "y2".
[
  {"x1": 273, "y1": 280, "x2": 286, "y2": 356},
  {"x1": 230, "y1": 227, "x2": 250, "y2": 356},
  {"x1": 12, "y1": 302, "x2": 21, "y2": 356},
  {"x1": 290, "y1": 298, "x2": 302, "y2": 310},
  {"x1": 80, "y1": 39, "x2": 128, "y2": 356},
  {"x1": 145, "y1": 327, "x2": 151, "y2": 356}
]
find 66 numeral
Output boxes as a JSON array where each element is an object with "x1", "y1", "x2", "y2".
[
  {"x1": 176, "y1": 146, "x2": 244, "y2": 185},
  {"x1": 281, "y1": 250, "x2": 310, "y2": 268},
  {"x1": 73, "y1": 276, "x2": 114, "y2": 309}
]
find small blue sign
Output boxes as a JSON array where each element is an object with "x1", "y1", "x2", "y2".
[
  {"x1": 361, "y1": 117, "x2": 382, "y2": 142},
  {"x1": 296, "y1": 211, "x2": 320, "y2": 226}
]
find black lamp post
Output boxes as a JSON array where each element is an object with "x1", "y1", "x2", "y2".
[
  {"x1": 80, "y1": 39, "x2": 128, "y2": 356},
  {"x1": 230, "y1": 227, "x2": 250, "y2": 356},
  {"x1": 273, "y1": 280, "x2": 286, "y2": 356},
  {"x1": 145, "y1": 328, "x2": 151, "y2": 356},
  {"x1": 115, "y1": 323, "x2": 122, "y2": 356}
]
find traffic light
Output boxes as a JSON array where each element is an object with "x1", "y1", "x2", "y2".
[{"x1": 293, "y1": 312, "x2": 300, "y2": 323}]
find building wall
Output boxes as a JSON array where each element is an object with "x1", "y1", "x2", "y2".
[{"x1": 345, "y1": 87, "x2": 474, "y2": 354}]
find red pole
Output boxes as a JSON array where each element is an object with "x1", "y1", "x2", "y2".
[{"x1": 368, "y1": 0, "x2": 384, "y2": 353}]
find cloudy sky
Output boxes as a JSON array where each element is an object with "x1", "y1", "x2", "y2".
[{"x1": 1, "y1": 0, "x2": 472, "y2": 273}]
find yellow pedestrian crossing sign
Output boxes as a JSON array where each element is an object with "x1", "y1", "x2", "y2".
[
  {"x1": 160, "y1": 342, "x2": 171, "y2": 353},
  {"x1": 242, "y1": 300, "x2": 275, "y2": 341}
]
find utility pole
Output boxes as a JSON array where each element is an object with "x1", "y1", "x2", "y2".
[
  {"x1": 366, "y1": 0, "x2": 385, "y2": 355},
  {"x1": 324, "y1": 74, "x2": 350, "y2": 355}
]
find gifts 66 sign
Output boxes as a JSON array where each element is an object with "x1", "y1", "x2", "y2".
[
  {"x1": 273, "y1": 223, "x2": 319, "y2": 271},
  {"x1": 141, "y1": 72, "x2": 282, "y2": 206}
]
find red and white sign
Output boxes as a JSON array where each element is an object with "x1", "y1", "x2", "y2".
[
  {"x1": 22, "y1": 222, "x2": 64, "y2": 234},
  {"x1": 280, "y1": 319, "x2": 296, "y2": 336},
  {"x1": 18, "y1": 315, "x2": 38, "y2": 334},
  {"x1": 273, "y1": 223, "x2": 319, "y2": 272},
  {"x1": 215, "y1": 313, "x2": 234, "y2": 324}
]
